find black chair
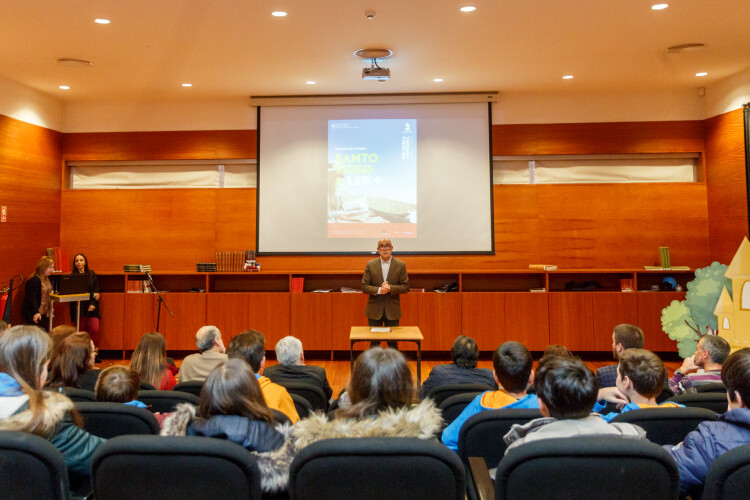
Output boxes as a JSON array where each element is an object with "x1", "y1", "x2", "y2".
[
  {"x1": 666, "y1": 392, "x2": 729, "y2": 414},
  {"x1": 281, "y1": 382, "x2": 328, "y2": 412},
  {"x1": 290, "y1": 392, "x2": 313, "y2": 419},
  {"x1": 703, "y1": 443, "x2": 750, "y2": 500},
  {"x1": 610, "y1": 407, "x2": 718, "y2": 445},
  {"x1": 137, "y1": 390, "x2": 199, "y2": 413},
  {"x1": 139, "y1": 381, "x2": 156, "y2": 390},
  {"x1": 63, "y1": 387, "x2": 96, "y2": 402},
  {"x1": 271, "y1": 409, "x2": 292, "y2": 425},
  {"x1": 0, "y1": 430, "x2": 70, "y2": 500},
  {"x1": 439, "y1": 392, "x2": 483, "y2": 429},
  {"x1": 696, "y1": 382, "x2": 727, "y2": 393},
  {"x1": 470, "y1": 436, "x2": 679, "y2": 500},
  {"x1": 172, "y1": 380, "x2": 204, "y2": 397},
  {"x1": 426, "y1": 384, "x2": 493, "y2": 407},
  {"x1": 290, "y1": 437, "x2": 466, "y2": 500},
  {"x1": 75, "y1": 402, "x2": 160, "y2": 438},
  {"x1": 91, "y1": 435, "x2": 262, "y2": 500}
]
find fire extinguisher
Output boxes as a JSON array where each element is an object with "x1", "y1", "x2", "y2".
[{"x1": 0, "y1": 290, "x2": 7, "y2": 316}]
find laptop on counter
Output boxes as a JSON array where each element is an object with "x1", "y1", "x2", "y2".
[{"x1": 57, "y1": 274, "x2": 90, "y2": 295}]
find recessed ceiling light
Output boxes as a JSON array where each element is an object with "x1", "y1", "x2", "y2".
[
  {"x1": 181, "y1": 83, "x2": 192, "y2": 87},
  {"x1": 695, "y1": 72, "x2": 708, "y2": 77},
  {"x1": 562, "y1": 75, "x2": 574, "y2": 80},
  {"x1": 460, "y1": 6, "x2": 476, "y2": 12},
  {"x1": 271, "y1": 11, "x2": 287, "y2": 17},
  {"x1": 433, "y1": 78, "x2": 444, "y2": 83},
  {"x1": 94, "y1": 19, "x2": 110, "y2": 24},
  {"x1": 651, "y1": 4, "x2": 668, "y2": 10},
  {"x1": 306, "y1": 81, "x2": 316, "y2": 85},
  {"x1": 59, "y1": 85, "x2": 70, "y2": 90}
]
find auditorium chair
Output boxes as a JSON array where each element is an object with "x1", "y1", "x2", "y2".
[
  {"x1": 290, "y1": 392, "x2": 314, "y2": 419},
  {"x1": 469, "y1": 436, "x2": 679, "y2": 500},
  {"x1": 666, "y1": 392, "x2": 729, "y2": 414},
  {"x1": 0, "y1": 431, "x2": 70, "y2": 500},
  {"x1": 91, "y1": 435, "x2": 262, "y2": 500},
  {"x1": 75, "y1": 402, "x2": 160, "y2": 439},
  {"x1": 696, "y1": 382, "x2": 727, "y2": 393},
  {"x1": 289, "y1": 437, "x2": 465, "y2": 500},
  {"x1": 703, "y1": 443, "x2": 750, "y2": 500},
  {"x1": 439, "y1": 392, "x2": 484, "y2": 430},
  {"x1": 610, "y1": 407, "x2": 717, "y2": 446},
  {"x1": 426, "y1": 383, "x2": 494, "y2": 407},
  {"x1": 172, "y1": 380, "x2": 204, "y2": 397},
  {"x1": 136, "y1": 390, "x2": 199, "y2": 413},
  {"x1": 139, "y1": 381, "x2": 156, "y2": 390},
  {"x1": 62, "y1": 387, "x2": 96, "y2": 402},
  {"x1": 280, "y1": 382, "x2": 328, "y2": 412}
]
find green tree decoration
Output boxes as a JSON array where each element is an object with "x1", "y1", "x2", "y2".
[{"x1": 661, "y1": 262, "x2": 732, "y2": 358}]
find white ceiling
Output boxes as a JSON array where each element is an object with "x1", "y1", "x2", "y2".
[{"x1": 1, "y1": 0, "x2": 749, "y2": 102}]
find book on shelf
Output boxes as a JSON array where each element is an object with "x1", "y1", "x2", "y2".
[
  {"x1": 529, "y1": 287, "x2": 547, "y2": 293},
  {"x1": 643, "y1": 266, "x2": 691, "y2": 271},
  {"x1": 291, "y1": 277, "x2": 305, "y2": 293},
  {"x1": 341, "y1": 287, "x2": 363, "y2": 293},
  {"x1": 529, "y1": 264, "x2": 557, "y2": 271}
]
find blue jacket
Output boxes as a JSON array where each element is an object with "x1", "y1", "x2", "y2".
[
  {"x1": 441, "y1": 391, "x2": 538, "y2": 451},
  {"x1": 597, "y1": 401, "x2": 684, "y2": 422},
  {"x1": 665, "y1": 408, "x2": 750, "y2": 496}
]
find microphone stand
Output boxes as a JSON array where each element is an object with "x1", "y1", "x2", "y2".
[{"x1": 145, "y1": 272, "x2": 173, "y2": 333}]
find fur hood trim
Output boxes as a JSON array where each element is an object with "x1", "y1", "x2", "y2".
[
  {"x1": 160, "y1": 403, "x2": 295, "y2": 493},
  {"x1": 293, "y1": 399, "x2": 443, "y2": 451},
  {"x1": 0, "y1": 391, "x2": 73, "y2": 435}
]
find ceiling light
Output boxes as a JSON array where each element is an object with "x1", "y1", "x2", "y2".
[
  {"x1": 306, "y1": 81, "x2": 316, "y2": 85},
  {"x1": 181, "y1": 83, "x2": 192, "y2": 87},
  {"x1": 57, "y1": 58, "x2": 93, "y2": 67},
  {"x1": 58, "y1": 85, "x2": 70, "y2": 90},
  {"x1": 666, "y1": 43, "x2": 706, "y2": 54},
  {"x1": 94, "y1": 19, "x2": 110, "y2": 24},
  {"x1": 695, "y1": 72, "x2": 708, "y2": 77},
  {"x1": 562, "y1": 75, "x2": 574, "y2": 80},
  {"x1": 433, "y1": 78, "x2": 444, "y2": 83},
  {"x1": 460, "y1": 6, "x2": 477, "y2": 12},
  {"x1": 651, "y1": 4, "x2": 668, "y2": 10},
  {"x1": 271, "y1": 11, "x2": 287, "y2": 17}
]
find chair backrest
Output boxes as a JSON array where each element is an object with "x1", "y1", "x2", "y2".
[
  {"x1": 271, "y1": 409, "x2": 291, "y2": 425},
  {"x1": 439, "y1": 392, "x2": 483, "y2": 428},
  {"x1": 63, "y1": 386, "x2": 96, "y2": 402},
  {"x1": 290, "y1": 437, "x2": 465, "y2": 500},
  {"x1": 139, "y1": 381, "x2": 156, "y2": 390},
  {"x1": 281, "y1": 382, "x2": 327, "y2": 411},
  {"x1": 426, "y1": 383, "x2": 493, "y2": 407},
  {"x1": 290, "y1": 392, "x2": 313, "y2": 419},
  {"x1": 696, "y1": 383, "x2": 727, "y2": 394},
  {"x1": 457, "y1": 408, "x2": 543, "y2": 469},
  {"x1": 610, "y1": 407, "x2": 718, "y2": 446},
  {"x1": 703, "y1": 443, "x2": 750, "y2": 500},
  {"x1": 0, "y1": 430, "x2": 70, "y2": 500},
  {"x1": 91, "y1": 435, "x2": 262, "y2": 500},
  {"x1": 75, "y1": 402, "x2": 160, "y2": 438},
  {"x1": 494, "y1": 436, "x2": 679, "y2": 500},
  {"x1": 137, "y1": 390, "x2": 199, "y2": 413},
  {"x1": 666, "y1": 392, "x2": 729, "y2": 414},
  {"x1": 172, "y1": 381, "x2": 204, "y2": 397}
]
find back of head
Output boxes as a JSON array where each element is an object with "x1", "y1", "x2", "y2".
[
  {"x1": 451, "y1": 335, "x2": 479, "y2": 369},
  {"x1": 0, "y1": 325, "x2": 51, "y2": 391},
  {"x1": 49, "y1": 325, "x2": 77, "y2": 350},
  {"x1": 618, "y1": 349, "x2": 666, "y2": 399},
  {"x1": 534, "y1": 356, "x2": 598, "y2": 419},
  {"x1": 702, "y1": 335, "x2": 731, "y2": 365},
  {"x1": 614, "y1": 324, "x2": 645, "y2": 350},
  {"x1": 541, "y1": 344, "x2": 573, "y2": 362},
  {"x1": 722, "y1": 348, "x2": 750, "y2": 407},
  {"x1": 195, "y1": 325, "x2": 221, "y2": 353},
  {"x1": 343, "y1": 347, "x2": 413, "y2": 418},
  {"x1": 199, "y1": 358, "x2": 273, "y2": 423},
  {"x1": 48, "y1": 331, "x2": 93, "y2": 388},
  {"x1": 95, "y1": 366, "x2": 140, "y2": 403},
  {"x1": 227, "y1": 330, "x2": 265, "y2": 372},
  {"x1": 275, "y1": 336, "x2": 303, "y2": 367},
  {"x1": 130, "y1": 332, "x2": 167, "y2": 388},
  {"x1": 492, "y1": 341, "x2": 533, "y2": 393}
]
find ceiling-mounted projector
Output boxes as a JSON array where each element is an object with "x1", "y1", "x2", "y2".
[{"x1": 362, "y1": 66, "x2": 390, "y2": 81}]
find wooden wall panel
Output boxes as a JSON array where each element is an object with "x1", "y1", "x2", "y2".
[
  {"x1": 290, "y1": 293, "x2": 331, "y2": 350},
  {"x1": 549, "y1": 293, "x2": 594, "y2": 350},
  {"x1": 462, "y1": 292, "x2": 505, "y2": 350},
  {"x1": 638, "y1": 292, "x2": 683, "y2": 352},
  {"x1": 504, "y1": 293, "x2": 549, "y2": 350},
  {"x1": 591, "y1": 293, "x2": 639, "y2": 351},
  {"x1": 98, "y1": 293, "x2": 124, "y2": 350},
  {"x1": 417, "y1": 293, "x2": 461, "y2": 351},
  {"x1": 160, "y1": 293, "x2": 207, "y2": 350},
  {"x1": 123, "y1": 295, "x2": 159, "y2": 349},
  {"x1": 247, "y1": 293, "x2": 290, "y2": 347},
  {"x1": 704, "y1": 109, "x2": 749, "y2": 263},
  {"x1": 206, "y1": 293, "x2": 250, "y2": 345},
  {"x1": 331, "y1": 294, "x2": 369, "y2": 350}
]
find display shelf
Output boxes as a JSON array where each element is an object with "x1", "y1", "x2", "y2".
[
  {"x1": 461, "y1": 271, "x2": 546, "y2": 292},
  {"x1": 208, "y1": 272, "x2": 289, "y2": 292}
]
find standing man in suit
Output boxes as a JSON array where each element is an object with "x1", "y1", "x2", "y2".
[{"x1": 361, "y1": 238, "x2": 409, "y2": 348}]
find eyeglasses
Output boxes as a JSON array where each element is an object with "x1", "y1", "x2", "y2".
[{"x1": 378, "y1": 245, "x2": 392, "y2": 249}]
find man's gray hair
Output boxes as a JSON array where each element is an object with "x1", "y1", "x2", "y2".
[
  {"x1": 275, "y1": 336, "x2": 303, "y2": 366},
  {"x1": 702, "y1": 335, "x2": 731, "y2": 365},
  {"x1": 196, "y1": 325, "x2": 221, "y2": 353}
]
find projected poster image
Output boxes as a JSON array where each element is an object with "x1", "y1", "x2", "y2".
[{"x1": 327, "y1": 119, "x2": 417, "y2": 238}]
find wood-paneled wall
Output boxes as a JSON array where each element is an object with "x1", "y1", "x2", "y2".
[
  {"x1": 0, "y1": 115, "x2": 62, "y2": 324},
  {"x1": 704, "y1": 109, "x2": 749, "y2": 263}
]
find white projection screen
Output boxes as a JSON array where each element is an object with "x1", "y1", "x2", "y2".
[{"x1": 257, "y1": 102, "x2": 493, "y2": 254}]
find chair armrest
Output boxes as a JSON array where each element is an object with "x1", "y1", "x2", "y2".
[{"x1": 468, "y1": 456, "x2": 495, "y2": 500}]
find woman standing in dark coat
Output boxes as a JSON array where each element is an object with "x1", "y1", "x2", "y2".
[
  {"x1": 22, "y1": 256, "x2": 54, "y2": 330},
  {"x1": 70, "y1": 253, "x2": 100, "y2": 344}
]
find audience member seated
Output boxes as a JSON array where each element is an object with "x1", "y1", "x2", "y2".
[
  {"x1": 598, "y1": 349, "x2": 683, "y2": 422},
  {"x1": 0, "y1": 320, "x2": 8, "y2": 332},
  {"x1": 665, "y1": 347, "x2": 750, "y2": 496},
  {"x1": 178, "y1": 325, "x2": 227, "y2": 383},
  {"x1": 596, "y1": 323, "x2": 644, "y2": 388},
  {"x1": 670, "y1": 335, "x2": 730, "y2": 395},
  {"x1": 47, "y1": 331, "x2": 101, "y2": 391},
  {"x1": 263, "y1": 336, "x2": 333, "y2": 402},
  {"x1": 441, "y1": 341, "x2": 538, "y2": 451},
  {"x1": 95, "y1": 366, "x2": 146, "y2": 408},
  {"x1": 161, "y1": 358, "x2": 294, "y2": 495},
  {"x1": 130, "y1": 332, "x2": 177, "y2": 390},
  {"x1": 0, "y1": 325, "x2": 105, "y2": 480},
  {"x1": 227, "y1": 329, "x2": 300, "y2": 423},
  {"x1": 294, "y1": 347, "x2": 442, "y2": 450},
  {"x1": 419, "y1": 335, "x2": 498, "y2": 399},
  {"x1": 541, "y1": 344, "x2": 573, "y2": 359},
  {"x1": 49, "y1": 324, "x2": 76, "y2": 350},
  {"x1": 504, "y1": 355, "x2": 646, "y2": 453}
]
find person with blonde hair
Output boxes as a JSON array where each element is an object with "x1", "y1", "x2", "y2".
[
  {"x1": 22, "y1": 256, "x2": 55, "y2": 329},
  {"x1": 130, "y1": 332, "x2": 176, "y2": 390}
]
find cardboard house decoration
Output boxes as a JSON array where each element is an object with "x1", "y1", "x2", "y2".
[{"x1": 715, "y1": 237, "x2": 750, "y2": 349}]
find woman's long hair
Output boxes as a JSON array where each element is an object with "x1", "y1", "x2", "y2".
[
  {"x1": 47, "y1": 332, "x2": 93, "y2": 388},
  {"x1": 31, "y1": 256, "x2": 54, "y2": 285},
  {"x1": 339, "y1": 347, "x2": 414, "y2": 419},
  {"x1": 0, "y1": 325, "x2": 54, "y2": 435},
  {"x1": 130, "y1": 332, "x2": 167, "y2": 388},
  {"x1": 71, "y1": 253, "x2": 90, "y2": 274},
  {"x1": 199, "y1": 358, "x2": 274, "y2": 423}
]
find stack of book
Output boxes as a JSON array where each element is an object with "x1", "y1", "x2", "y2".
[
  {"x1": 126, "y1": 279, "x2": 152, "y2": 293},
  {"x1": 215, "y1": 252, "x2": 245, "y2": 272},
  {"x1": 529, "y1": 264, "x2": 558, "y2": 271},
  {"x1": 196, "y1": 263, "x2": 218, "y2": 272},
  {"x1": 291, "y1": 277, "x2": 305, "y2": 293},
  {"x1": 123, "y1": 265, "x2": 152, "y2": 273}
]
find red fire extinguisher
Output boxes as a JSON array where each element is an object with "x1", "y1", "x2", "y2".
[{"x1": 0, "y1": 290, "x2": 7, "y2": 317}]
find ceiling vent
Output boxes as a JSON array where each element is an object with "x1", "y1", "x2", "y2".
[
  {"x1": 57, "y1": 58, "x2": 93, "y2": 67},
  {"x1": 665, "y1": 43, "x2": 706, "y2": 54}
]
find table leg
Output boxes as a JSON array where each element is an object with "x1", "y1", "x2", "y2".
[
  {"x1": 49, "y1": 306, "x2": 53, "y2": 331},
  {"x1": 416, "y1": 340, "x2": 422, "y2": 389},
  {"x1": 76, "y1": 302, "x2": 81, "y2": 331},
  {"x1": 350, "y1": 340, "x2": 355, "y2": 374}
]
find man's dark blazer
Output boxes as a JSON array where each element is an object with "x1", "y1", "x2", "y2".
[
  {"x1": 263, "y1": 364, "x2": 333, "y2": 400},
  {"x1": 361, "y1": 257, "x2": 409, "y2": 321}
]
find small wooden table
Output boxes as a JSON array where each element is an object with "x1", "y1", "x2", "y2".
[
  {"x1": 49, "y1": 293, "x2": 90, "y2": 331},
  {"x1": 350, "y1": 326, "x2": 424, "y2": 388}
]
